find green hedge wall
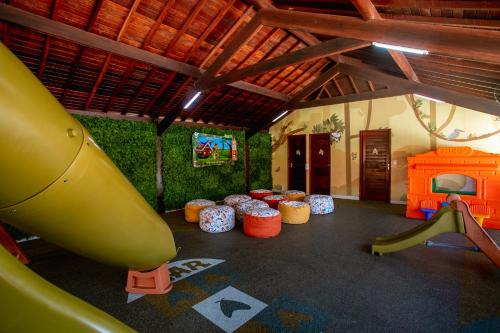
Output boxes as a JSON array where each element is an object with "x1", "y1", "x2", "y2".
[
  {"x1": 75, "y1": 116, "x2": 158, "y2": 209},
  {"x1": 162, "y1": 125, "x2": 246, "y2": 209},
  {"x1": 248, "y1": 132, "x2": 272, "y2": 191}
]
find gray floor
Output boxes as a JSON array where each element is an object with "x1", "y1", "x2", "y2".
[{"x1": 24, "y1": 199, "x2": 500, "y2": 332}]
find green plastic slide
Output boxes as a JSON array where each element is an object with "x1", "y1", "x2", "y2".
[{"x1": 372, "y1": 206, "x2": 464, "y2": 255}]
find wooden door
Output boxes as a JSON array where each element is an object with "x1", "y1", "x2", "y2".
[
  {"x1": 288, "y1": 135, "x2": 306, "y2": 191},
  {"x1": 360, "y1": 129, "x2": 391, "y2": 202},
  {"x1": 309, "y1": 133, "x2": 331, "y2": 195}
]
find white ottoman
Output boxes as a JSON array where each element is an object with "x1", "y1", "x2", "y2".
[
  {"x1": 224, "y1": 194, "x2": 251, "y2": 207},
  {"x1": 199, "y1": 205, "x2": 235, "y2": 233},
  {"x1": 235, "y1": 199, "x2": 269, "y2": 222},
  {"x1": 304, "y1": 195, "x2": 334, "y2": 214}
]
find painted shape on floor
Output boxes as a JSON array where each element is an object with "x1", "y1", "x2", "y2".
[
  {"x1": 192, "y1": 286, "x2": 267, "y2": 333},
  {"x1": 253, "y1": 296, "x2": 332, "y2": 333},
  {"x1": 127, "y1": 258, "x2": 225, "y2": 303}
]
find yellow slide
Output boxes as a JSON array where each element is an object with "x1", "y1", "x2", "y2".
[{"x1": 0, "y1": 42, "x2": 176, "y2": 331}]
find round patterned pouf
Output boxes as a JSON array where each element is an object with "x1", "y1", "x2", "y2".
[
  {"x1": 223, "y1": 194, "x2": 251, "y2": 207},
  {"x1": 278, "y1": 201, "x2": 311, "y2": 224},
  {"x1": 249, "y1": 189, "x2": 273, "y2": 200},
  {"x1": 199, "y1": 205, "x2": 235, "y2": 233},
  {"x1": 243, "y1": 207, "x2": 281, "y2": 238},
  {"x1": 263, "y1": 195, "x2": 288, "y2": 209},
  {"x1": 235, "y1": 199, "x2": 269, "y2": 222},
  {"x1": 284, "y1": 190, "x2": 306, "y2": 202},
  {"x1": 305, "y1": 195, "x2": 334, "y2": 214},
  {"x1": 184, "y1": 199, "x2": 216, "y2": 223}
]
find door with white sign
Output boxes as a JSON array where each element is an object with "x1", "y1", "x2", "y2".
[
  {"x1": 359, "y1": 129, "x2": 391, "y2": 202},
  {"x1": 288, "y1": 135, "x2": 306, "y2": 192},
  {"x1": 309, "y1": 133, "x2": 331, "y2": 195}
]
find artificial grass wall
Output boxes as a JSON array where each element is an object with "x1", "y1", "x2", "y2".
[
  {"x1": 162, "y1": 125, "x2": 246, "y2": 209},
  {"x1": 248, "y1": 132, "x2": 273, "y2": 190},
  {"x1": 75, "y1": 115, "x2": 158, "y2": 209}
]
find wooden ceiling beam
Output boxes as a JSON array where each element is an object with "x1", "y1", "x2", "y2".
[
  {"x1": 380, "y1": 13, "x2": 500, "y2": 30},
  {"x1": 185, "y1": 0, "x2": 237, "y2": 62},
  {"x1": 332, "y1": 78, "x2": 345, "y2": 96},
  {"x1": 259, "y1": 8, "x2": 500, "y2": 65},
  {"x1": 84, "y1": 0, "x2": 142, "y2": 110},
  {"x1": 370, "y1": 0, "x2": 500, "y2": 9},
  {"x1": 195, "y1": 11, "x2": 264, "y2": 91},
  {"x1": 203, "y1": 38, "x2": 369, "y2": 90},
  {"x1": 337, "y1": 62, "x2": 500, "y2": 116},
  {"x1": 282, "y1": 61, "x2": 329, "y2": 95},
  {"x1": 37, "y1": 0, "x2": 60, "y2": 79},
  {"x1": 60, "y1": 0, "x2": 104, "y2": 104},
  {"x1": 199, "y1": 6, "x2": 254, "y2": 69},
  {"x1": 153, "y1": 77, "x2": 193, "y2": 118},
  {"x1": 127, "y1": 0, "x2": 208, "y2": 114},
  {"x1": 0, "y1": 4, "x2": 287, "y2": 103},
  {"x1": 351, "y1": 0, "x2": 419, "y2": 82},
  {"x1": 106, "y1": 0, "x2": 176, "y2": 113},
  {"x1": 293, "y1": 87, "x2": 409, "y2": 110},
  {"x1": 347, "y1": 75, "x2": 359, "y2": 93}
]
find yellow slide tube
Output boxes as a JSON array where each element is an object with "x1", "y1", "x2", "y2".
[{"x1": 0, "y1": 42, "x2": 176, "y2": 330}]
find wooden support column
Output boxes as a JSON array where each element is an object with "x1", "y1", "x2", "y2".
[{"x1": 344, "y1": 103, "x2": 352, "y2": 196}]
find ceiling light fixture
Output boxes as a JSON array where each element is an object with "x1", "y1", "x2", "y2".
[
  {"x1": 183, "y1": 91, "x2": 202, "y2": 109},
  {"x1": 414, "y1": 94, "x2": 444, "y2": 103},
  {"x1": 272, "y1": 110, "x2": 288, "y2": 123},
  {"x1": 372, "y1": 42, "x2": 429, "y2": 55}
]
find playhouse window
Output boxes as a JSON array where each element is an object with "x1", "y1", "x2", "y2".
[{"x1": 432, "y1": 174, "x2": 477, "y2": 195}]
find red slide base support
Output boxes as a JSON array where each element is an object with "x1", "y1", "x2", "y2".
[
  {"x1": 126, "y1": 263, "x2": 173, "y2": 295},
  {"x1": 0, "y1": 224, "x2": 30, "y2": 264}
]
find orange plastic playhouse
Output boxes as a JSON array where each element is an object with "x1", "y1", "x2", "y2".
[{"x1": 406, "y1": 147, "x2": 500, "y2": 229}]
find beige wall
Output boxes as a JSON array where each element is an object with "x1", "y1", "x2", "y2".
[{"x1": 269, "y1": 94, "x2": 500, "y2": 202}]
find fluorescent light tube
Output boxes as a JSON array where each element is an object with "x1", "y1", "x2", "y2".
[
  {"x1": 183, "y1": 91, "x2": 201, "y2": 109},
  {"x1": 414, "y1": 94, "x2": 444, "y2": 103},
  {"x1": 373, "y1": 42, "x2": 429, "y2": 55},
  {"x1": 272, "y1": 110, "x2": 288, "y2": 123}
]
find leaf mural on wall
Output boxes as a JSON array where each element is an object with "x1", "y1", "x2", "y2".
[
  {"x1": 312, "y1": 113, "x2": 345, "y2": 143},
  {"x1": 271, "y1": 121, "x2": 307, "y2": 153},
  {"x1": 407, "y1": 94, "x2": 500, "y2": 142}
]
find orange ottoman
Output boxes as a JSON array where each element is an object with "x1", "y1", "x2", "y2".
[
  {"x1": 263, "y1": 195, "x2": 288, "y2": 209},
  {"x1": 249, "y1": 189, "x2": 273, "y2": 200},
  {"x1": 184, "y1": 199, "x2": 216, "y2": 223},
  {"x1": 284, "y1": 190, "x2": 306, "y2": 202},
  {"x1": 278, "y1": 201, "x2": 310, "y2": 224},
  {"x1": 243, "y1": 208, "x2": 281, "y2": 238}
]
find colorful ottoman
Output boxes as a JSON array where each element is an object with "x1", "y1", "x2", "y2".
[
  {"x1": 223, "y1": 194, "x2": 251, "y2": 207},
  {"x1": 249, "y1": 189, "x2": 273, "y2": 200},
  {"x1": 235, "y1": 199, "x2": 269, "y2": 222},
  {"x1": 305, "y1": 195, "x2": 334, "y2": 214},
  {"x1": 278, "y1": 201, "x2": 311, "y2": 224},
  {"x1": 243, "y1": 208, "x2": 281, "y2": 238},
  {"x1": 284, "y1": 190, "x2": 306, "y2": 202},
  {"x1": 199, "y1": 205, "x2": 235, "y2": 233},
  {"x1": 263, "y1": 195, "x2": 288, "y2": 209},
  {"x1": 184, "y1": 199, "x2": 216, "y2": 223}
]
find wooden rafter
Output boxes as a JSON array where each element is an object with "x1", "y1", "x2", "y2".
[
  {"x1": 84, "y1": 0, "x2": 142, "y2": 110},
  {"x1": 293, "y1": 88, "x2": 409, "y2": 109},
  {"x1": 105, "y1": 0, "x2": 176, "y2": 113},
  {"x1": 60, "y1": 0, "x2": 104, "y2": 104},
  {"x1": 203, "y1": 38, "x2": 369, "y2": 90},
  {"x1": 37, "y1": 0, "x2": 60, "y2": 79},
  {"x1": 259, "y1": 9, "x2": 500, "y2": 65},
  {"x1": 337, "y1": 62, "x2": 500, "y2": 116},
  {"x1": 195, "y1": 12, "x2": 264, "y2": 90},
  {"x1": 125, "y1": 0, "x2": 208, "y2": 114},
  {"x1": 0, "y1": 4, "x2": 287, "y2": 104},
  {"x1": 182, "y1": 88, "x2": 219, "y2": 121},
  {"x1": 370, "y1": 0, "x2": 500, "y2": 9},
  {"x1": 332, "y1": 78, "x2": 345, "y2": 96},
  {"x1": 283, "y1": 61, "x2": 329, "y2": 95},
  {"x1": 193, "y1": 88, "x2": 232, "y2": 122},
  {"x1": 351, "y1": 0, "x2": 419, "y2": 82},
  {"x1": 154, "y1": 77, "x2": 193, "y2": 118},
  {"x1": 199, "y1": 6, "x2": 254, "y2": 69},
  {"x1": 347, "y1": 75, "x2": 359, "y2": 93}
]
